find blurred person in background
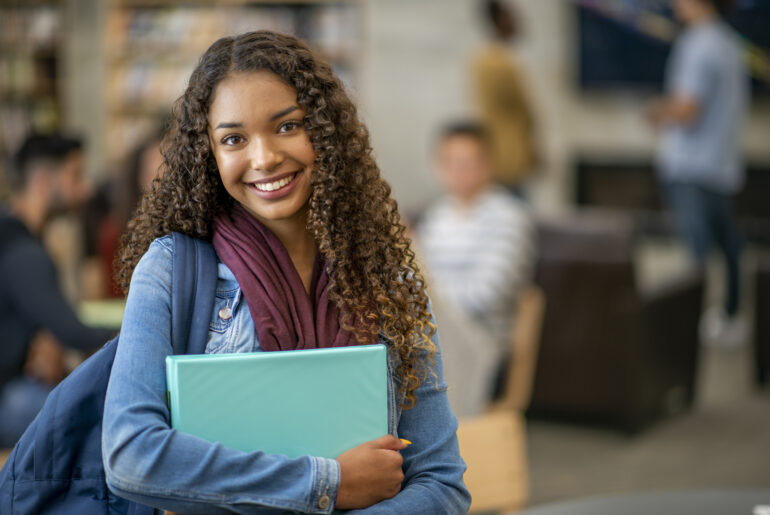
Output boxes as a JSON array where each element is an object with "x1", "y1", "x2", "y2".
[
  {"x1": 472, "y1": 0, "x2": 539, "y2": 192},
  {"x1": 82, "y1": 129, "x2": 164, "y2": 298},
  {"x1": 647, "y1": 0, "x2": 748, "y2": 347},
  {"x1": 416, "y1": 122, "x2": 535, "y2": 416},
  {"x1": 0, "y1": 133, "x2": 115, "y2": 446}
]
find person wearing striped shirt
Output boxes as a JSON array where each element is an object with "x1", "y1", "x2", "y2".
[{"x1": 416, "y1": 121, "x2": 535, "y2": 415}]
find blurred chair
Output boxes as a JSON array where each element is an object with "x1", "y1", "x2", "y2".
[
  {"x1": 529, "y1": 212, "x2": 704, "y2": 432},
  {"x1": 457, "y1": 410, "x2": 528, "y2": 513},
  {"x1": 456, "y1": 286, "x2": 545, "y2": 513}
]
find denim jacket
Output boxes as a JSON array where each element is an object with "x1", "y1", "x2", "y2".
[{"x1": 102, "y1": 236, "x2": 471, "y2": 514}]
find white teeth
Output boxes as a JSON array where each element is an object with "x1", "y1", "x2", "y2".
[{"x1": 253, "y1": 174, "x2": 294, "y2": 192}]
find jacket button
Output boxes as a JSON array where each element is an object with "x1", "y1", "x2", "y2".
[
  {"x1": 218, "y1": 306, "x2": 232, "y2": 320},
  {"x1": 318, "y1": 494, "x2": 331, "y2": 510}
]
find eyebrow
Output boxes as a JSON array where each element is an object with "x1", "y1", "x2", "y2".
[
  {"x1": 213, "y1": 105, "x2": 301, "y2": 130},
  {"x1": 214, "y1": 122, "x2": 243, "y2": 130},
  {"x1": 269, "y1": 105, "x2": 301, "y2": 121}
]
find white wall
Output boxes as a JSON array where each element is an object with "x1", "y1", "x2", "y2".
[
  {"x1": 360, "y1": 0, "x2": 482, "y2": 217},
  {"x1": 361, "y1": 0, "x2": 770, "y2": 216}
]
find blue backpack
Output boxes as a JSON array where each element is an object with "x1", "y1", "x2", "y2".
[{"x1": 0, "y1": 233, "x2": 218, "y2": 514}]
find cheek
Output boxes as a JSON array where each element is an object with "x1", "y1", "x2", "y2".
[
  {"x1": 300, "y1": 135, "x2": 317, "y2": 163},
  {"x1": 213, "y1": 152, "x2": 240, "y2": 183}
]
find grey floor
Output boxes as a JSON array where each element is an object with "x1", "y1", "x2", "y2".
[
  {"x1": 522, "y1": 246, "x2": 770, "y2": 510},
  {"x1": 526, "y1": 345, "x2": 770, "y2": 508}
]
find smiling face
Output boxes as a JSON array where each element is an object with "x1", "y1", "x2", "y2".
[{"x1": 208, "y1": 71, "x2": 316, "y2": 230}]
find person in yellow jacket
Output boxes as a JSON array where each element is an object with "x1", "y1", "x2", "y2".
[{"x1": 472, "y1": 0, "x2": 539, "y2": 189}]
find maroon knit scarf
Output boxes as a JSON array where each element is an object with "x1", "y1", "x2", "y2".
[{"x1": 212, "y1": 204, "x2": 360, "y2": 351}]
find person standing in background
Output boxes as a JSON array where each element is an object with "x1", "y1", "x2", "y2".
[
  {"x1": 647, "y1": 0, "x2": 748, "y2": 347},
  {"x1": 472, "y1": 0, "x2": 539, "y2": 191},
  {"x1": 0, "y1": 134, "x2": 115, "y2": 446}
]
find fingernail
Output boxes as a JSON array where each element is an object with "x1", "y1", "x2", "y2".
[{"x1": 399, "y1": 438, "x2": 412, "y2": 446}]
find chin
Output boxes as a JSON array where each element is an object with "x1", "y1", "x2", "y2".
[{"x1": 244, "y1": 200, "x2": 308, "y2": 223}]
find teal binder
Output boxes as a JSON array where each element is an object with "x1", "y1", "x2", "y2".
[{"x1": 166, "y1": 344, "x2": 387, "y2": 459}]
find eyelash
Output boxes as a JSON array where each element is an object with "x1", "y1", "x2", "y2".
[
  {"x1": 221, "y1": 135, "x2": 244, "y2": 146},
  {"x1": 279, "y1": 120, "x2": 302, "y2": 133},
  {"x1": 219, "y1": 121, "x2": 302, "y2": 146}
]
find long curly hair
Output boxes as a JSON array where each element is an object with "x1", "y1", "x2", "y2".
[{"x1": 117, "y1": 30, "x2": 435, "y2": 407}]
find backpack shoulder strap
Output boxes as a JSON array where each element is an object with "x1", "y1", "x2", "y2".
[{"x1": 170, "y1": 233, "x2": 218, "y2": 355}]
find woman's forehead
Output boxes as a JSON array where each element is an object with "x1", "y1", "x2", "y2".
[{"x1": 209, "y1": 71, "x2": 299, "y2": 121}]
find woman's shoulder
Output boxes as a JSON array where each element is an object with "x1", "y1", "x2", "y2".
[
  {"x1": 132, "y1": 234, "x2": 178, "y2": 277},
  {"x1": 145, "y1": 233, "x2": 205, "y2": 256},
  {"x1": 138, "y1": 233, "x2": 225, "y2": 281},
  {"x1": 150, "y1": 234, "x2": 174, "y2": 253}
]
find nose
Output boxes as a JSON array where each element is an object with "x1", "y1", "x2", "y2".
[{"x1": 249, "y1": 135, "x2": 283, "y2": 172}]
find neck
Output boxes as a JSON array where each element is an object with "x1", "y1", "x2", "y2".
[{"x1": 10, "y1": 191, "x2": 47, "y2": 235}]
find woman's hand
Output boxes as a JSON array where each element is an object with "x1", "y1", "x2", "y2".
[{"x1": 335, "y1": 434, "x2": 408, "y2": 510}]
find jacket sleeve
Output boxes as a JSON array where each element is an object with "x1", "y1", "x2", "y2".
[
  {"x1": 347, "y1": 319, "x2": 472, "y2": 514},
  {"x1": 102, "y1": 237, "x2": 340, "y2": 514},
  {"x1": 1, "y1": 238, "x2": 115, "y2": 349}
]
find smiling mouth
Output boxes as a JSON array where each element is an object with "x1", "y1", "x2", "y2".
[{"x1": 249, "y1": 172, "x2": 298, "y2": 192}]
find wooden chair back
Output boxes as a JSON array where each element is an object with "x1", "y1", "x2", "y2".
[{"x1": 457, "y1": 410, "x2": 529, "y2": 513}]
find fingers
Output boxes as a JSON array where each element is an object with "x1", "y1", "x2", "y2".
[
  {"x1": 368, "y1": 434, "x2": 409, "y2": 451},
  {"x1": 383, "y1": 475, "x2": 404, "y2": 499},
  {"x1": 335, "y1": 434, "x2": 408, "y2": 509},
  {"x1": 376, "y1": 451, "x2": 405, "y2": 500}
]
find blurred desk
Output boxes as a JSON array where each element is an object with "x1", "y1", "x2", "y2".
[
  {"x1": 78, "y1": 299, "x2": 125, "y2": 329},
  {"x1": 517, "y1": 490, "x2": 770, "y2": 515}
]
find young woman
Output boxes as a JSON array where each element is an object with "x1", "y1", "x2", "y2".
[{"x1": 102, "y1": 31, "x2": 470, "y2": 514}]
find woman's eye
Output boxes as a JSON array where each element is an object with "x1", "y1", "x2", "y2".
[
  {"x1": 278, "y1": 121, "x2": 302, "y2": 133},
  {"x1": 222, "y1": 135, "x2": 244, "y2": 146}
]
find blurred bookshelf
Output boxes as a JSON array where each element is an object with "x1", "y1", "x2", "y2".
[
  {"x1": 0, "y1": 1, "x2": 64, "y2": 196},
  {"x1": 103, "y1": 0, "x2": 362, "y2": 166}
]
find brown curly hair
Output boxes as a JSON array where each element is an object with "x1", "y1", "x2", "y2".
[{"x1": 117, "y1": 30, "x2": 435, "y2": 407}]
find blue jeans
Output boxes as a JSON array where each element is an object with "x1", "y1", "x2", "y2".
[
  {"x1": 665, "y1": 181, "x2": 743, "y2": 316},
  {"x1": 0, "y1": 377, "x2": 51, "y2": 447}
]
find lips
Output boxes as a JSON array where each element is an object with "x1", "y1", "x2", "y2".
[
  {"x1": 246, "y1": 170, "x2": 302, "y2": 199},
  {"x1": 251, "y1": 172, "x2": 297, "y2": 192}
]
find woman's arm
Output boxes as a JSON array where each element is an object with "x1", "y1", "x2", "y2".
[
  {"x1": 102, "y1": 237, "x2": 339, "y2": 514},
  {"x1": 346, "y1": 324, "x2": 472, "y2": 514}
]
